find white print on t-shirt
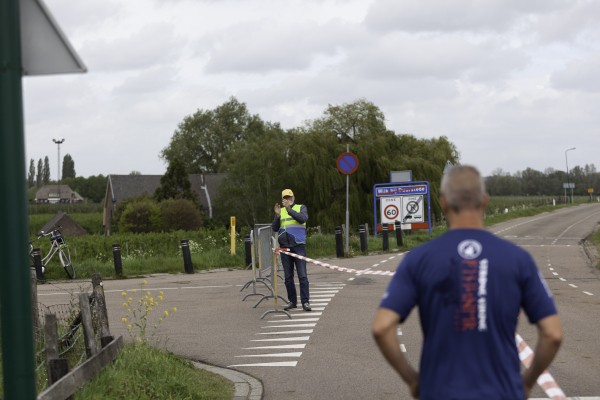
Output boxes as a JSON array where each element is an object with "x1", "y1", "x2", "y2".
[
  {"x1": 457, "y1": 240, "x2": 482, "y2": 259},
  {"x1": 477, "y1": 259, "x2": 488, "y2": 332}
]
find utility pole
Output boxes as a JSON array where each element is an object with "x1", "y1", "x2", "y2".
[
  {"x1": 52, "y1": 138, "x2": 65, "y2": 203},
  {"x1": 565, "y1": 147, "x2": 575, "y2": 204}
]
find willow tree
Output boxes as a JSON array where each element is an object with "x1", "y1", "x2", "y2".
[{"x1": 216, "y1": 121, "x2": 288, "y2": 226}]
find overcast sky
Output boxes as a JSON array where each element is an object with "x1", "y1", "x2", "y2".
[{"x1": 23, "y1": 0, "x2": 599, "y2": 179}]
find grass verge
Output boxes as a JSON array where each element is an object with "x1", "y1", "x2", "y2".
[{"x1": 75, "y1": 343, "x2": 233, "y2": 400}]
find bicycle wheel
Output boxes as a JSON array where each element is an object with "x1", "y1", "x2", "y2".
[{"x1": 58, "y1": 246, "x2": 75, "y2": 279}]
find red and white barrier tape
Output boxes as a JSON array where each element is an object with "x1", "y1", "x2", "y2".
[
  {"x1": 274, "y1": 248, "x2": 394, "y2": 276},
  {"x1": 516, "y1": 334, "x2": 566, "y2": 399}
]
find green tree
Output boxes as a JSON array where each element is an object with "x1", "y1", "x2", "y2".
[
  {"x1": 62, "y1": 175, "x2": 107, "y2": 203},
  {"x1": 216, "y1": 121, "x2": 288, "y2": 226},
  {"x1": 161, "y1": 97, "x2": 254, "y2": 173},
  {"x1": 154, "y1": 158, "x2": 197, "y2": 204},
  {"x1": 42, "y1": 156, "x2": 51, "y2": 185},
  {"x1": 28, "y1": 159, "x2": 35, "y2": 188},
  {"x1": 118, "y1": 198, "x2": 160, "y2": 233},
  {"x1": 159, "y1": 198, "x2": 204, "y2": 231},
  {"x1": 283, "y1": 100, "x2": 459, "y2": 229},
  {"x1": 62, "y1": 154, "x2": 76, "y2": 179},
  {"x1": 36, "y1": 158, "x2": 43, "y2": 187}
]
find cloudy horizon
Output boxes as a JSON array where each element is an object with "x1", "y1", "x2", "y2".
[{"x1": 23, "y1": 0, "x2": 599, "y2": 179}]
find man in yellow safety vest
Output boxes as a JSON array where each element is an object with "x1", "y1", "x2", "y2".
[{"x1": 273, "y1": 189, "x2": 311, "y2": 311}]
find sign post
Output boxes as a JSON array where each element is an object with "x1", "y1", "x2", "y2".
[
  {"x1": 1, "y1": 1, "x2": 36, "y2": 397},
  {"x1": 230, "y1": 216, "x2": 236, "y2": 256},
  {"x1": 1, "y1": 1, "x2": 86, "y2": 397},
  {"x1": 336, "y1": 150, "x2": 359, "y2": 254}
]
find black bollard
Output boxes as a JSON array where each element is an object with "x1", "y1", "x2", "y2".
[
  {"x1": 382, "y1": 225, "x2": 389, "y2": 252},
  {"x1": 32, "y1": 248, "x2": 44, "y2": 280},
  {"x1": 335, "y1": 226, "x2": 344, "y2": 258},
  {"x1": 244, "y1": 234, "x2": 252, "y2": 269},
  {"x1": 181, "y1": 239, "x2": 194, "y2": 274},
  {"x1": 395, "y1": 221, "x2": 404, "y2": 247},
  {"x1": 112, "y1": 243, "x2": 123, "y2": 276},
  {"x1": 359, "y1": 224, "x2": 367, "y2": 254}
]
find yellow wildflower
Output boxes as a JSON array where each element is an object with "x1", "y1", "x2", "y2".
[
  {"x1": 158, "y1": 295, "x2": 163, "y2": 301},
  {"x1": 172, "y1": 307, "x2": 177, "y2": 313},
  {"x1": 163, "y1": 310, "x2": 169, "y2": 317},
  {"x1": 121, "y1": 317, "x2": 127, "y2": 323},
  {"x1": 132, "y1": 289, "x2": 137, "y2": 293},
  {"x1": 143, "y1": 280, "x2": 148, "y2": 285},
  {"x1": 127, "y1": 325, "x2": 132, "y2": 331},
  {"x1": 121, "y1": 291, "x2": 127, "y2": 297},
  {"x1": 159, "y1": 291, "x2": 164, "y2": 296},
  {"x1": 122, "y1": 302, "x2": 128, "y2": 307}
]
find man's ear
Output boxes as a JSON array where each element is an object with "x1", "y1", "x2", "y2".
[{"x1": 482, "y1": 192, "x2": 490, "y2": 209}]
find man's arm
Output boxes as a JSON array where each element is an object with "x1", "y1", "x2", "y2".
[
  {"x1": 372, "y1": 308, "x2": 419, "y2": 398},
  {"x1": 522, "y1": 314, "x2": 562, "y2": 397}
]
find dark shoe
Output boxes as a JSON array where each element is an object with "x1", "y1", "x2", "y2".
[
  {"x1": 302, "y1": 302, "x2": 312, "y2": 312},
  {"x1": 283, "y1": 303, "x2": 297, "y2": 311}
]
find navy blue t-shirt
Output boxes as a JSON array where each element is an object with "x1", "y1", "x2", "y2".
[{"x1": 380, "y1": 229, "x2": 557, "y2": 400}]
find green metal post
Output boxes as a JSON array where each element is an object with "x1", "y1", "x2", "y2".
[{"x1": 0, "y1": 0, "x2": 37, "y2": 398}]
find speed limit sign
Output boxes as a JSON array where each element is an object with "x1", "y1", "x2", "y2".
[
  {"x1": 384, "y1": 204, "x2": 399, "y2": 219},
  {"x1": 381, "y1": 197, "x2": 401, "y2": 223}
]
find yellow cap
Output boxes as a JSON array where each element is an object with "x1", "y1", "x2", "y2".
[{"x1": 281, "y1": 189, "x2": 294, "y2": 198}]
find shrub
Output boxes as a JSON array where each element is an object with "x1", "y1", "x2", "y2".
[
  {"x1": 158, "y1": 198, "x2": 203, "y2": 232},
  {"x1": 118, "y1": 198, "x2": 160, "y2": 233}
]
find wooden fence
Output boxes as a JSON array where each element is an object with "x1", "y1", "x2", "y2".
[{"x1": 33, "y1": 272, "x2": 123, "y2": 400}]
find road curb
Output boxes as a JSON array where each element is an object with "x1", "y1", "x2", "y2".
[{"x1": 191, "y1": 361, "x2": 263, "y2": 400}]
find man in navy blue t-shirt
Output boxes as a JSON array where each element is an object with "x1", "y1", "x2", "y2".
[{"x1": 372, "y1": 165, "x2": 562, "y2": 399}]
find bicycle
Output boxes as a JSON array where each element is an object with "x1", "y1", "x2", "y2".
[{"x1": 30, "y1": 225, "x2": 75, "y2": 279}]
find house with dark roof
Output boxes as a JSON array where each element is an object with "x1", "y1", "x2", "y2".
[
  {"x1": 102, "y1": 174, "x2": 225, "y2": 235},
  {"x1": 38, "y1": 211, "x2": 87, "y2": 236},
  {"x1": 35, "y1": 185, "x2": 84, "y2": 204}
]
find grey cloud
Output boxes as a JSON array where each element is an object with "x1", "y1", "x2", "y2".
[
  {"x1": 533, "y1": 0, "x2": 600, "y2": 43},
  {"x1": 551, "y1": 54, "x2": 600, "y2": 92},
  {"x1": 343, "y1": 33, "x2": 528, "y2": 83},
  {"x1": 80, "y1": 23, "x2": 184, "y2": 72},
  {"x1": 113, "y1": 65, "x2": 180, "y2": 95},
  {"x1": 201, "y1": 19, "x2": 361, "y2": 73},
  {"x1": 364, "y1": 0, "x2": 570, "y2": 33}
]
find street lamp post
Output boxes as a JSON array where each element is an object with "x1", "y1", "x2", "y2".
[
  {"x1": 53, "y1": 138, "x2": 65, "y2": 203},
  {"x1": 565, "y1": 147, "x2": 575, "y2": 204}
]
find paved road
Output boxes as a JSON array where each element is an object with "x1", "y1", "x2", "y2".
[{"x1": 36, "y1": 203, "x2": 600, "y2": 399}]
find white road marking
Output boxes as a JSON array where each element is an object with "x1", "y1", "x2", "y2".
[
  {"x1": 268, "y1": 318, "x2": 320, "y2": 322},
  {"x1": 559, "y1": 277, "x2": 566, "y2": 282},
  {"x1": 251, "y1": 336, "x2": 309, "y2": 342},
  {"x1": 228, "y1": 361, "x2": 298, "y2": 367},
  {"x1": 569, "y1": 284, "x2": 578, "y2": 288},
  {"x1": 263, "y1": 323, "x2": 316, "y2": 328},
  {"x1": 235, "y1": 352, "x2": 302, "y2": 358},
  {"x1": 400, "y1": 344, "x2": 406, "y2": 353},
  {"x1": 257, "y1": 329, "x2": 313, "y2": 335},
  {"x1": 583, "y1": 291, "x2": 594, "y2": 296},
  {"x1": 243, "y1": 344, "x2": 306, "y2": 350}
]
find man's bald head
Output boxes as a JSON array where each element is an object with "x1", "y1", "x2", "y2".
[{"x1": 440, "y1": 165, "x2": 486, "y2": 212}]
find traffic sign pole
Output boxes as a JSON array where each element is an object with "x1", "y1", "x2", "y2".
[
  {"x1": 337, "y1": 149, "x2": 359, "y2": 255},
  {"x1": 1, "y1": 0, "x2": 37, "y2": 398}
]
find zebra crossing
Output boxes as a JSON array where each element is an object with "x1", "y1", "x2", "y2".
[{"x1": 229, "y1": 282, "x2": 345, "y2": 368}]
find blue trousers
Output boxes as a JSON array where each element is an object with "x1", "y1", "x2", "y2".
[{"x1": 280, "y1": 245, "x2": 309, "y2": 305}]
